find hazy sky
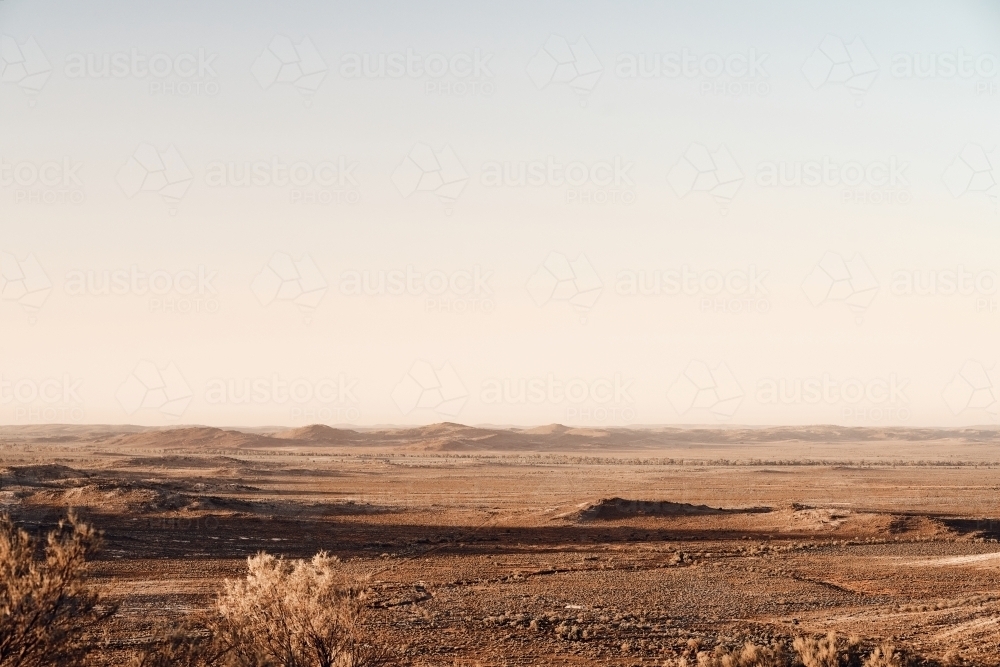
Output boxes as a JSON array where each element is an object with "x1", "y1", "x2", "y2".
[{"x1": 1, "y1": 0, "x2": 999, "y2": 427}]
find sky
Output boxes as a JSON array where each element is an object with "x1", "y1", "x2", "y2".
[{"x1": 0, "y1": 0, "x2": 999, "y2": 427}]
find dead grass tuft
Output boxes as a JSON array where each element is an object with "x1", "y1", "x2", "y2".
[{"x1": 662, "y1": 633, "x2": 904, "y2": 667}]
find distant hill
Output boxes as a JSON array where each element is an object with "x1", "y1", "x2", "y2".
[
  {"x1": 3, "y1": 423, "x2": 1000, "y2": 459},
  {"x1": 102, "y1": 427, "x2": 276, "y2": 450},
  {"x1": 273, "y1": 424, "x2": 363, "y2": 444}
]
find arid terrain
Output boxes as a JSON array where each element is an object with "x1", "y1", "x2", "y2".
[{"x1": 2, "y1": 423, "x2": 1000, "y2": 665}]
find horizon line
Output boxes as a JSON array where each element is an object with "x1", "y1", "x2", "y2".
[{"x1": 3, "y1": 422, "x2": 1000, "y2": 431}]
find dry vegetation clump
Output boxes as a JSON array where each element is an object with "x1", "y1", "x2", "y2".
[
  {"x1": 793, "y1": 632, "x2": 904, "y2": 667},
  {"x1": 694, "y1": 640, "x2": 789, "y2": 666},
  {"x1": 0, "y1": 513, "x2": 115, "y2": 667},
  {"x1": 133, "y1": 551, "x2": 394, "y2": 667},
  {"x1": 861, "y1": 644, "x2": 904, "y2": 667},
  {"x1": 663, "y1": 633, "x2": 904, "y2": 667},
  {"x1": 792, "y1": 632, "x2": 859, "y2": 667}
]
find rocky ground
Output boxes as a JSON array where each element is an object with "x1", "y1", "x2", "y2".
[{"x1": 1, "y1": 424, "x2": 1000, "y2": 665}]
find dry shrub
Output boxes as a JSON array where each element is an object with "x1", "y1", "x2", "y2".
[
  {"x1": 217, "y1": 552, "x2": 388, "y2": 667},
  {"x1": 134, "y1": 551, "x2": 393, "y2": 667},
  {"x1": 0, "y1": 513, "x2": 114, "y2": 667}
]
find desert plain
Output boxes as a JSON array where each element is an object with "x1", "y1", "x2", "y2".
[{"x1": 2, "y1": 422, "x2": 1000, "y2": 665}]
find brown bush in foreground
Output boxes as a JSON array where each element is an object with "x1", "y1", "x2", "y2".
[
  {"x1": 0, "y1": 513, "x2": 114, "y2": 667},
  {"x1": 133, "y1": 551, "x2": 393, "y2": 667}
]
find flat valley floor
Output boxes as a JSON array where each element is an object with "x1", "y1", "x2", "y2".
[{"x1": 2, "y1": 424, "x2": 1000, "y2": 665}]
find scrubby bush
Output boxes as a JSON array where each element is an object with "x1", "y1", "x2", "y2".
[
  {"x1": 134, "y1": 551, "x2": 393, "y2": 667},
  {"x1": 0, "y1": 513, "x2": 114, "y2": 667},
  {"x1": 216, "y1": 552, "x2": 388, "y2": 667}
]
